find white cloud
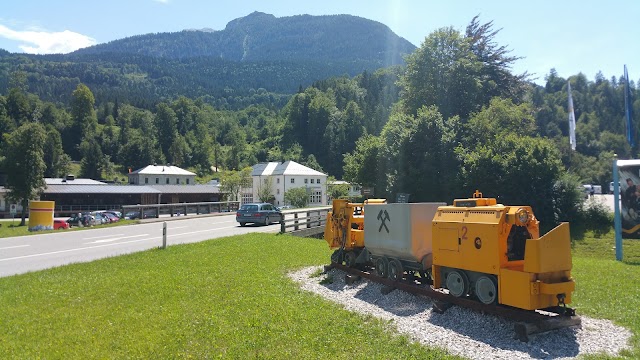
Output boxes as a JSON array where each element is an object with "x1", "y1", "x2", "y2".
[{"x1": 0, "y1": 24, "x2": 96, "y2": 54}]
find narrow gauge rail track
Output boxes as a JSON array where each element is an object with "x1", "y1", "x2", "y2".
[{"x1": 324, "y1": 262, "x2": 581, "y2": 342}]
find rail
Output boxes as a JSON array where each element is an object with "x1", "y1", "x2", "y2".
[
  {"x1": 280, "y1": 207, "x2": 330, "y2": 236},
  {"x1": 120, "y1": 201, "x2": 240, "y2": 218}
]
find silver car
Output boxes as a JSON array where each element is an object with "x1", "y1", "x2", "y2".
[{"x1": 236, "y1": 203, "x2": 282, "y2": 226}]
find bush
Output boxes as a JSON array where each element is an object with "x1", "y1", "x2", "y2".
[{"x1": 580, "y1": 200, "x2": 613, "y2": 237}]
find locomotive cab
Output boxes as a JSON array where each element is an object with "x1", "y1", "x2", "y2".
[{"x1": 432, "y1": 191, "x2": 575, "y2": 310}]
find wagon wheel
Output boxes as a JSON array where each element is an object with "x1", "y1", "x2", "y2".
[
  {"x1": 344, "y1": 251, "x2": 357, "y2": 268},
  {"x1": 445, "y1": 270, "x2": 469, "y2": 298},
  {"x1": 375, "y1": 257, "x2": 389, "y2": 278},
  {"x1": 388, "y1": 259, "x2": 404, "y2": 281}
]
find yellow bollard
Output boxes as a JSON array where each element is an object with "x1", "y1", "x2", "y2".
[{"x1": 28, "y1": 201, "x2": 55, "y2": 231}]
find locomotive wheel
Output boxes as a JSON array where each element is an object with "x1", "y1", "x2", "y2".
[
  {"x1": 344, "y1": 251, "x2": 357, "y2": 268},
  {"x1": 388, "y1": 259, "x2": 404, "y2": 281},
  {"x1": 475, "y1": 275, "x2": 498, "y2": 305},
  {"x1": 375, "y1": 257, "x2": 389, "y2": 278},
  {"x1": 331, "y1": 250, "x2": 343, "y2": 264},
  {"x1": 445, "y1": 270, "x2": 469, "y2": 298}
]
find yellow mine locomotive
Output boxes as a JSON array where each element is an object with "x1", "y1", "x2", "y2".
[{"x1": 324, "y1": 191, "x2": 575, "y2": 311}]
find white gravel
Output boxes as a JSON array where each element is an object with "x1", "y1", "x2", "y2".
[{"x1": 289, "y1": 266, "x2": 632, "y2": 359}]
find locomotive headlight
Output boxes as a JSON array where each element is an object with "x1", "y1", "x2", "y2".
[{"x1": 516, "y1": 208, "x2": 530, "y2": 225}]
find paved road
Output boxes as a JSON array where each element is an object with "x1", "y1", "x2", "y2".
[{"x1": 0, "y1": 214, "x2": 280, "y2": 278}]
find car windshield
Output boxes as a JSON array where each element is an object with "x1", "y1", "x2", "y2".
[{"x1": 240, "y1": 205, "x2": 259, "y2": 211}]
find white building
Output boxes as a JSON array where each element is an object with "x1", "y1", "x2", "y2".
[
  {"x1": 327, "y1": 180, "x2": 362, "y2": 201},
  {"x1": 247, "y1": 161, "x2": 327, "y2": 206},
  {"x1": 128, "y1": 165, "x2": 196, "y2": 186}
]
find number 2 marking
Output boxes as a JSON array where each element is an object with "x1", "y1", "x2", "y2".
[{"x1": 460, "y1": 226, "x2": 468, "y2": 241}]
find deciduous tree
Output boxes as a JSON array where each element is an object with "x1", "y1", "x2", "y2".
[{"x1": 2, "y1": 122, "x2": 47, "y2": 225}]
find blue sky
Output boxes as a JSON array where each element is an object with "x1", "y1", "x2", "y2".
[{"x1": 0, "y1": 0, "x2": 637, "y2": 85}]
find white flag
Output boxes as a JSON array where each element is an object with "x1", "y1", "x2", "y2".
[{"x1": 568, "y1": 81, "x2": 576, "y2": 151}]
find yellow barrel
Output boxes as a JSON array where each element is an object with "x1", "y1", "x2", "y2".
[{"x1": 29, "y1": 200, "x2": 55, "y2": 231}]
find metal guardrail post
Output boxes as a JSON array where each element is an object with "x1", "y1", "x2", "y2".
[{"x1": 162, "y1": 222, "x2": 167, "y2": 249}]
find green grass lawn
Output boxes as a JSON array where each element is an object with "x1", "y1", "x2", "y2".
[
  {"x1": 0, "y1": 233, "x2": 456, "y2": 359},
  {"x1": 0, "y1": 230, "x2": 638, "y2": 359}
]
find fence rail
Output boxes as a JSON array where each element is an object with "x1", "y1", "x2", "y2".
[
  {"x1": 121, "y1": 201, "x2": 240, "y2": 218},
  {"x1": 280, "y1": 207, "x2": 330, "y2": 236}
]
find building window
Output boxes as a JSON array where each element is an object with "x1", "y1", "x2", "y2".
[
  {"x1": 166, "y1": 178, "x2": 170, "y2": 184},
  {"x1": 311, "y1": 179, "x2": 314, "y2": 184},
  {"x1": 145, "y1": 177, "x2": 148, "y2": 184},
  {"x1": 317, "y1": 178, "x2": 321, "y2": 184},
  {"x1": 156, "y1": 178, "x2": 159, "y2": 184},
  {"x1": 304, "y1": 178, "x2": 308, "y2": 184},
  {"x1": 309, "y1": 190, "x2": 322, "y2": 204},
  {"x1": 186, "y1": 179, "x2": 190, "y2": 184},
  {"x1": 264, "y1": 178, "x2": 268, "y2": 184},
  {"x1": 241, "y1": 193, "x2": 254, "y2": 204},
  {"x1": 176, "y1": 178, "x2": 180, "y2": 184},
  {"x1": 291, "y1": 178, "x2": 295, "y2": 184},
  {"x1": 277, "y1": 189, "x2": 280, "y2": 195},
  {"x1": 277, "y1": 178, "x2": 280, "y2": 184}
]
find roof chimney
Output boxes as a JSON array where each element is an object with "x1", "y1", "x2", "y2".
[{"x1": 66, "y1": 174, "x2": 75, "y2": 181}]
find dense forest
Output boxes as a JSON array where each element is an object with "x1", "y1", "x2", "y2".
[
  {"x1": 0, "y1": 14, "x2": 637, "y2": 232},
  {"x1": 0, "y1": 12, "x2": 415, "y2": 109}
]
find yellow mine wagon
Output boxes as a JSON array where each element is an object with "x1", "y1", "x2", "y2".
[{"x1": 432, "y1": 191, "x2": 575, "y2": 309}]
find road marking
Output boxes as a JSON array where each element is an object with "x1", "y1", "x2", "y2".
[
  {"x1": 83, "y1": 234, "x2": 125, "y2": 240},
  {"x1": 171, "y1": 226, "x2": 236, "y2": 237},
  {"x1": 171, "y1": 226, "x2": 188, "y2": 229},
  {"x1": 85, "y1": 234, "x2": 149, "y2": 244},
  {"x1": 0, "y1": 245, "x2": 30, "y2": 250},
  {"x1": 0, "y1": 237, "x2": 159, "y2": 262}
]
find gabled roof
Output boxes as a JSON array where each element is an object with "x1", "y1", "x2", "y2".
[
  {"x1": 130, "y1": 165, "x2": 196, "y2": 176},
  {"x1": 252, "y1": 161, "x2": 326, "y2": 177},
  {"x1": 45, "y1": 178, "x2": 106, "y2": 185}
]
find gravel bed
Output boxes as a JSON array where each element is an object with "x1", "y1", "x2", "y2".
[{"x1": 289, "y1": 266, "x2": 632, "y2": 359}]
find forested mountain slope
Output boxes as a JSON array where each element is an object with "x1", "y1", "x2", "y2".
[
  {"x1": 0, "y1": 12, "x2": 415, "y2": 109},
  {"x1": 73, "y1": 12, "x2": 415, "y2": 65}
]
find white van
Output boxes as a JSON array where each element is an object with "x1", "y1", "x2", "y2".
[
  {"x1": 592, "y1": 185, "x2": 602, "y2": 194},
  {"x1": 610, "y1": 181, "x2": 622, "y2": 194}
]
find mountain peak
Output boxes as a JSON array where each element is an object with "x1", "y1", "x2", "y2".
[{"x1": 225, "y1": 11, "x2": 276, "y2": 31}]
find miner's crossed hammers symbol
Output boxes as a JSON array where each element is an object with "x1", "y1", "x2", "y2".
[{"x1": 377, "y1": 209, "x2": 390, "y2": 233}]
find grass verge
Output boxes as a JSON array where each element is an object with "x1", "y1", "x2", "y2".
[
  {"x1": 0, "y1": 233, "x2": 456, "y2": 359},
  {"x1": 0, "y1": 219, "x2": 138, "y2": 238}
]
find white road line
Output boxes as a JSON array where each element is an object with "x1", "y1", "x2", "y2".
[
  {"x1": 83, "y1": 233, "x2": 125, "y2": 240},
  {"x1": 0, "y1": 237, "x2": 159, "y2": 262},
  {"x1": 170, "y1": 226, "x2": 236, "y2": 237},
  {"x1": 0, "y1": 245, "x2": 30, "y2": 250},
  {"x1": 85, "y1": 234, "x2": 149, "y2": 244},
  {"x1": 171, "y1": 226, "x2": 188, "y2": 229}
]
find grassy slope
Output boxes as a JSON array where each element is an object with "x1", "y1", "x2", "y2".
[
  {"x1": 1, "y1": 230, "x2": 638, "y2": 359},
  {"x1": 0, "y1": 233, "x2": 455, "y2": 359}
]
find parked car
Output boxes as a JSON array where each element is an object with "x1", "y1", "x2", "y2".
[
  {"x1": 124, "y1": 211, "x2": 141, "y2": 220},
  {"x1": 236, "y1": 203, "x2": 282, "y2": 226},
  {"x1": 102, "y1": 212, "x2": 119, "y2": 223},
  {"x1": 53, "y1": 219, "x2": 70, "y2": 230},
  {"x1": 66, "y1": 213, "x2": 98, "y2": 227},
  {"x1": 90, "y1": 211, "x2": 109, "y2": 224},
  {"x1": 103, "y1": 210, "x2": 122, "y2": 219}
]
